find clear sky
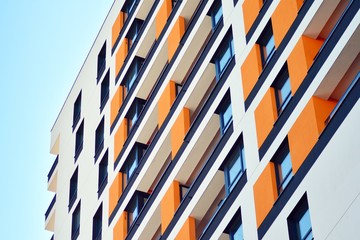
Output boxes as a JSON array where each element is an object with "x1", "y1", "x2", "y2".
[{"x1": 0, "y1": 0, "x2": 113, "y2": 239}]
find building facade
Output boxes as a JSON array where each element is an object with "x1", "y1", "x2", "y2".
[{"x1": 45, "y1": 0, "x2": 360, "y2": 239}]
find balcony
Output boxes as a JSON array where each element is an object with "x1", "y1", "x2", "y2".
[
  {"x1": 45, "y1": 195, "x2": 56, "y2": 231},
  {"x1": 47, "y1": 156, "x2": 58, "y2": 192}
]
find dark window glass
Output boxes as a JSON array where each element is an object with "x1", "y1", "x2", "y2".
[
  {"x1": 273, "y1": 65, "x2": 292, "y2": 115},
  {"x1": 288, "y1": 195, "x2": 313, "y2": 240},
  {"x1": 121, "y1": 143, "x2": 147, "y2": 190},
  {"x1": 95, "y1": 118, "x2": 105, "y2": 161},
  {"x1": 100, "y1": 71, "x2": 110, "y2": 111},
  {"x1": 209, "y1": 0, "x2": 223, "y2": 29},
  {"x1": 126, "y1": 18, "x2": 143, "y2": 51},
  {"x1": 179, "y1": 185, "x2": 189, "y2": 201},
  {"x1": 92, "y1": 204, "x2": 102, "y2": 240},
  {"x1": 224, "y1": 141, "x2": 246, "y2": 195},
  {"x1": 69, "y1": 168, "x2": 78, "y2": 210},
  {"x1": 213, "y1": 34, "x2": 234, "y2": 80},
  {"x1": 71, "y1": 202, "x2": 81, "y2": 240},
  {"x1": 97, "y1": 42, "x2": 106, "y2": 80},
  {"x1": 126, "y1": 98, "x2": 145, "y2": 133},
  {"x1": 224, "y1": 208, "x2": 244, "y2": 240},
  {"x1": 98, "y1": 151, "x2": 108, "y2": 198},
  {"x1": 73, "y1": 92, "x2": 82, "y2": 129},
  {"x1": 121, "y1": 56, "x2": 144, "y2": 92},
  {"x1": 172, "y1": 0, "x2": 179, "y2": 8},
  {"x1": 126, "y1": 191, "x2": 149, "y2": 230},
  {"x1": 258, "y1": 22, "x2": 275, "y2": 66},
  {"x1": 216, "y1": 91, "x2": 233, "y2": 134},
  {"x1": 273, "y1": 139, "x2": 293, "y2": 195},
  {"x1": 75, "y1": 121, "x2": 84, "y2": 161}
]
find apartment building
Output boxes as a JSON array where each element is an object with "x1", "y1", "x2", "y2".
[{"x1": 45, "y1": 0, "x2": 360, "y2": 239}]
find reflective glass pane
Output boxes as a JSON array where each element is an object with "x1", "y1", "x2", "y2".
[
  {"x1": 213, "y1": 5, "x2": 222, "y2": 27},
  {"x1": 128, "y1": 159, "x2": 137, "y2": 179},
  {"x1": 221, "y1": 103, "x2": 232, "y2": 131},
  {"x1": 280, "y1": 152, "x2": 292, "y2": 188},
  {"x1": 265, "y1": 35, "x2": 275, "y2": 59},
  {"x1": 232, "y1": 223, "x2": 243, "y2": 240},
  {"x1": 218, "y1": 47, "x2": 231, "y2": 74},
  {"x1": 298, "y1": 210, "x2": 312, "y2": 240}
]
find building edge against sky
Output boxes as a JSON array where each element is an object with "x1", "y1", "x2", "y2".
[{"x1": 45, "y1": 0, "x2": 360, "y2": 239}]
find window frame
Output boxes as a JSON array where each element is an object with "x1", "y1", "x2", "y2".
[
  {"x1": 98, "y1": 150, "x2": 108, "y2": 198},
  {"x1": 209, "y1": 0, "x2": 223, "y2": 30},
  {"x1": 121, "y1": 56, "x2": 144, "y2": 92},
  {"x1": 287, "y1": 194, "x2": 313, "y2": 240},
  {"x1": 216, "y1": 91, "x2": 233, "y2": 135},
  {"x1": 257, "y1": 21, "x2": 275, "y2": 67},
  {"x1": 69, "y1": 168, "x2": 78, "y2": 211},
  {"x1": 95, "y1": 117, "x2": 105, "y2": 161},
  {"x1": 100, "y1": 71, "x2": 110, "y2": 112},
  {"x1": 126, "y1": 18, "x2": 144, "y2": 51},
  {"x1": 71, "y1": 201, "x2": 81, "y2": 240},
  {"x1": 75, "y1": 120, "x2": 84, "y2": 161},
  {"x1": 126, "y1": 191, "x2": 149, "y2": 230},
  {"x1": 224, "y1": 208, "x2": 244, "y2": 240},
  {"x1": 272, "y1": 65, "x2": 292, "y2": 115},
  {"x1": 73, "y1": 91, "x2": 82, "y2": 131},
  {"x1": 126, "y1": 97, "x2": 146, "y2": 133},
  {"x1": 97, "y1": 42, "x2": 107, "y2": 81},
  {"x1": 92, "y1": 204, "x2": 102, "y2": 240},
  {"x1": 272, "y1": 139, "x2": 293, "y2": 195},
  {"x1": 213, "y1": 34, "x2": 234, "y2": 80}
]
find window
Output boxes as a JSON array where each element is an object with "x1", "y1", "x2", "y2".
[
  {"x1": 273, "y1": 65, "x2": 292, "y2": 115},
  {"x1": 72, "y1": 202, "x2": 81, "y2": 240},
  {"x1": 258, "y1": 22, "x2": 275, "y2": 66},
  {"x1": 69, "y1": 168, "x2": 78, "y2": 211},
  {"x1": 126, "y1": 191, "x2": 149, "y2": 229},
  {"x1": 171, "y1": 0, "x2": 179, "y2": 8},
  {"x1": 179, "y1": 184, "x2": 189, "y2": 201},
  {"x1": 122, "y1": 0, "x2": 137, "y2": 21},
  {"x1": 75, "y1": 120, "x2": 84, "y2": 161},
  {"x1": 288, "y1": 195, "x2": 313, "y2": 240},
  {"x1": 126, "y1": 98, "x2": 145, "y2": 133},
  {"x1": 213, "y1": 33, "x2": 234, "y2": 80},
  {"x1": 224, "y1": 208, "x2": 244, "y2": 240},
  {"x1": 272, "y1": 139, "x2": 293, "y2": 195},
  {"x1": 222, "y1": 138, "x2": 246, "y2": 195},
  {"x1": 216, "y1": 91, "x2": 233, "y2": 134},
  {"x1": 95, "y1": 118, "x2": 105, "y2": 161},
  {"x1": 97, "y1": 42, "x2": 106, "y2": 81},
  {"x1": 209, "y1": 0, "x2": 223, "y2": 29},
  {"x1": 98, "y1": 151, "x2": 108, "y2": 198},
  {"x1": 121, "y1": 142, "x2": 147, "y2": 189},
  {"x1": 121, "y1": 56, "x2": 144, "y2": 92},
  {"x1": 126, "y1": 18, "x2": 143, "y2": 51},
  {"x1": 92, "y1": 204, "x2": 102, "y2": 240},
  {"x1": 100, "y1": 71, "x2": 110, "y2": 112},
  {"x1": 73, "y1": 91, "x2": 82, "y2": 130}
]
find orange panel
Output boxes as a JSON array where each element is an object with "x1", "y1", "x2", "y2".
[
  {"x1": 254, "y1": 88, "x2": 277, "y2": 148},
  {"x1": 170, "y1": 108, "x2": 190, "y2": 158},
  {"x1": 115, "y1": 40, "x2": 128, "y2": 77},
  {"x1": 288, "y1": 97, "x2": 336, "y2": 173},
  {"x1": 113, "y1": 211, "x2": 127, "y2": 240},
  {"x1": 241, "y1": 44, "x2": 262, "y2": 100},
  {"x1": 158, "y1": 81, "x2": 176, "y2": 126},
  {"x1": 253, "y1": 162, "x2": 277, "y2": 227},
  {"x1": 114, "y1": 119, "x2": 128, "y2": 162},
  {"x1": 156, "y1": 0, "x2": 172, "y2": 39},
  {"x1": 161, "y1": 181, "x2": 180, "y2": 233},
  {"x1": 112, "y1": 12, "x2": 124, "y2": 48},
  {"x1": 168, "y1": 16, "x2": 185, "y2": 60},
  {"x1": 175, "y1": 217, "x2": 196, "y2": 240},
  {"x1": 287, "y1": 36, "x2": 323, "y2": 93},
  {"x1": 272, "y1": 0, "x2": 301, "y2": 46},
  {"x1": 111, "y1": 86, "x2": 124, "y2": 126},
  {"x1": 109, "y1": 173, "x2": 123, "y2": 216},
  {"x1": 242, "y1": 0, "x2": 263, "y2": 34}
]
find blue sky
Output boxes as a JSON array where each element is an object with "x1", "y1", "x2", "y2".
[{"x1": 0, "y1": 0, "x2": 113, "y2": 239}]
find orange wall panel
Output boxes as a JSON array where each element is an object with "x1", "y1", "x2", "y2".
[
  {"x1": 241, "y1": 44, "x2": 262, "y2": 100},
  {"x1": 175, "y1": 217, "x2": 196, "y2": 240},
  {"x1": 112, "y1": 12, "x2": 124, "y2": 48},
  {"x1": 156, "y1": 0, "x2": 172, "y2": 39},
  {"x1": 272, "y1": 0, "x2": 301, "y2": 46},
  {"x1": 109, "y1": 173, "x2": 123, "y2": 216},
  {"x1": 115, "y1": 40, "x2": 128, "y2": 77},
  {"x1": 113, "y1": 211, "x2": 127, "y2": 240},
  {"x1": 171, "y1": 108, "x2": 190, "y2": 158},
  {"x1": 288, "y1": 97, "x2": 336, "y2": 173},
  {"x1": 168, "y1": 16, "x2": 185, "y2": 60},
  {"x1": 253, "y1": 162, "x2": 277, "y2": 227},
  {"x1": 255, "y1": 88, "x2": 277, "y2": 148},
  {"x1": 114, "y1": 119, "x2": 128, "y2": 162},
  {"x1": 158, "y1": 81, "x2": 176, "y2": 126},
  {"x1": 111, "y1": 86, "x2": 124, "y2": 126},
  {"x1": 161, "y1": 181, "x2": 180, "y2": 233},
  {"x1": 288, "y1": 36, "x2": 323, "y2": 93},
  {"x1": 242, "y1": 0, "x2": 263, "y2": 34}
]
